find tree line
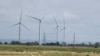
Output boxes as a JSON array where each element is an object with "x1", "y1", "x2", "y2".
[{"x1": 0, "y1": 41, "x2": 100, "y2": 48}]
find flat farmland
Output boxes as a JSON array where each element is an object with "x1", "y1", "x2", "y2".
[{"x1": 0, "y1": 45, "x2": 100, "y2": 56}]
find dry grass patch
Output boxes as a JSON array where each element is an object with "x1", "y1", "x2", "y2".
[{"x1": 0, "y1": 51, "x2": 100, "y2": 56}]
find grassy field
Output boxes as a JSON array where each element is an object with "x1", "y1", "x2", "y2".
[
  {"x1": 0, "y1": 45, "x2": 100, "y2": 52},
  {"x1": 0, "y1": 45, "x2": 100, "y2": 56},
  {"x1": 0, "y1": 51, "x2": 100, "y2": 56}
]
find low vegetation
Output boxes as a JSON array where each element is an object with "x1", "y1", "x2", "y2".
[
  {"x1": 0, "y1": 45, "x2": 100, "y2": 56},
  {"x1": 0, "y1": 51, "x2": 100, "y2": 56},
  {"x1": 0, "y1": 42, "x2": 100, "y2": 56},
  {"x1": 0, "y1": 45, "x2": 100, "y2": 52}
]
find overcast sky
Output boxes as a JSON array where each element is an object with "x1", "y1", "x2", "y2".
[{"x1": 0, "y1": 0, "x2": 100, "y2": 43}]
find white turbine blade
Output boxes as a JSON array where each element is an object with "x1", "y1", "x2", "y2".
[
  {"x1": 9, "y1": 23, "x2": 19, "y2": 27},
  {"x1": 21, "y1": 24, "x2": 30, "y2": 31},
  {"x1": 19, "y1": 10, "x2": 23, "y2": 23},
  {"x1": 26, "y1": 15, "x2": 40, "y2": 20},
  {"x1": 53, "y1": 17, "x2": 58, "y2": 25}
]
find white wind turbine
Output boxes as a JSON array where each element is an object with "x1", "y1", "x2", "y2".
[
  {"x1": 10, "y1": 10, "x2": 30, "y2": 42},
  {"x1": 53, "y1": 17, "x2": 61, "y2": 42},
  {"x1": 60, "y1": 18, "x2": 66, "y2": 45},
  {"x1": 27, "y1": 15, "x2": 46, "y2": 45}
]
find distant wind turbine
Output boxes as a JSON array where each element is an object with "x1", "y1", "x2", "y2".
[
  {"x1": 27, "y1": 15, "x2": 46, "y2": 45},
  {"x1": 60, "y1": 18, "x2": 66, "y2": 44},
  {"x1": 10, "y1": 10, "x2": 30, "y2": 42},
  {"x1": 53, "y1": 17, "x2": 61, "y2": 42}
]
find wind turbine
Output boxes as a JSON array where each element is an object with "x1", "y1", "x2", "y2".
[
  {"x1": 60, "y1": 18, "x2": 66, "y2": 45},
  {"x1": 10, "y1": 10, "x2": 29, "y2": 42},
  {"x1": 27, "y1": 15, "x2": 45, "y2": 45},
  {"x1": 53, "y1": 17, "x2": 61, "y2": 42}
]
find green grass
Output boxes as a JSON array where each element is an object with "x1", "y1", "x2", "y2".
[
  {"x1": 0, "y1": 45, "x2": 100, "y2": 56},
  {"x1": 0, "y1": 45, "x2": 100, "y2": 52}
]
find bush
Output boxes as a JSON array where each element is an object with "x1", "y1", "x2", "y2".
[
  {"x1": 43, "y1": 42, "x2": 61, "y2": 46},
  {"x1": 94, "y1": 42, "x2": 99, "y2": 48},
  {"x1": 25, "y1": 41, "x2": 39, "y2": 45},
  {"x1": 4, "y1": 42, "x2": 8, "y2": 44},
  {"x1": 61, "y1": 42, "x2": 66, "y2": 46},
  {"x1": 26, "y1": 42, "x2": 33, "y2": 45},
  {"x1": 33, "y1": 41, "x2": 39, "y2": 45},
  {"x1": 11, "y1": 41, "x2": 21, "y2": 45},
  {"x1": 0, "y1": 42, "x2": 2, "y2": 44}
]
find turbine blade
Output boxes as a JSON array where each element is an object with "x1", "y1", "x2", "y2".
[
  {"x1": 9, "y1": 23, "x2": 19, "y2": 27},
  {"x1": 21, "y1": 24, "x2": 30, "y2": 31},
  {"x1": 26, "y1": 15, "x2": 40, "y2": 20},
  {"x1": 19, "y1": 9, "x2": 23, "y2": 23},
  {"x1": 53, "y1": 17, "x2": 58, "y2": 25}
]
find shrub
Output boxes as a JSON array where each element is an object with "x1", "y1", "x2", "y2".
[
  {"x1": 4, "y1": 42, "x2": 8, "y2": 44},
  {"x1": 11, "y1": 41, "x2": 21, "y2": 45},
  {"x1": 25, "y1": 41, "x2": 39, "y2": 45},
  {"x1": 94, "y1": 42, "x2": 99, "y2": 48},
  {"x1": 0, "y1": 42, "x2": 2, "y2": 44}
]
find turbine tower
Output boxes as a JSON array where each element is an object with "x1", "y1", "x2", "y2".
[
  {"x1": 10, "y1": 10, "x2": 29, "y2": 42},
  {"x1": 27, "y1": 15, "x2": 45, "y2": 45},
  {"x1": 53, "y1": 17, "x2": 60, "y2": 42}
]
